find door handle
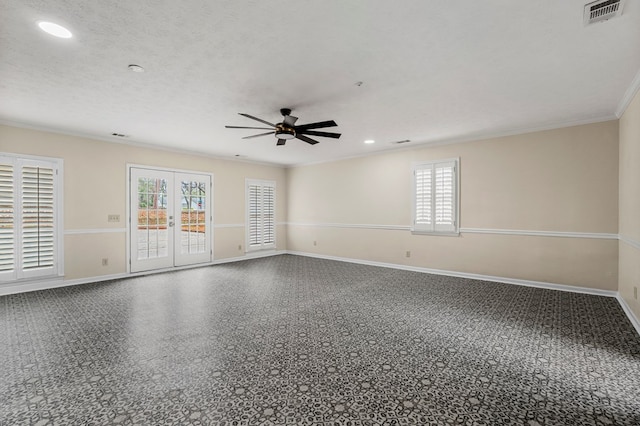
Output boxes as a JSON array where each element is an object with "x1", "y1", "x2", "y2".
[{"x1": 169, "y1": 221, "x2": 175, "y2": 227}]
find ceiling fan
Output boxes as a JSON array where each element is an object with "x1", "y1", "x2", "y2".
[{"x1": 225, "y1": 108, "x2": 341, "y2": 146}]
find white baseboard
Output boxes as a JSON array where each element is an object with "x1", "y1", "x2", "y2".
[
  {"x1": 286, "y1": 251, "x2": 640, "y2": 336},
  {"x1": 286, "y1": 251, "x2": 617, "y2": 297},
  {"x1": 0, "y1": 250, "x2": 286, "y2": 296},
  {"x1": 2, "y1": 250, "x2": 637, "y2": 338},
  {"x1": 0, "y1": 277, "x2": 68, "y2": 296},
  {"x1": 616, "y1": 295, "x2": 640, "y2": 337}
]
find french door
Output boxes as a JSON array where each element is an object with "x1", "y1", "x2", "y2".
[{"x1": 130, "y1": 167, "x2": 212, "y2": 273}]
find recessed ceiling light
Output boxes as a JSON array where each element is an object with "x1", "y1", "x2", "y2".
[
  {"x1": 37, "y1": 21, "x2": 72, "y2": 38},
  {"x1": 128, "y1": 64, "x2": 145, "y2": 73},
  {"x1": 364, "y1": 139, "x2": 375, "y2": 144}
]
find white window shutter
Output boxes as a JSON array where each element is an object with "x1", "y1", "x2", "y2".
[
  {"x1": 246, "y1": 180, "x2": 276, "y2": 250},
  {"x1": 22, "y1": 165, "x2": 55, "y2": 270},
  {"x1": 414, "y1": 166, "x2": 433, "y2": 229},
  {"x1": 262, "y1": 185, "x2": 275, "y2": 245},
  {"x1": 434, "y1": 162, "x2": 456, "y2": 232},
  {"x1": 413, "y1": 159, "x2": 458, "y2": 234},
  {"x1": 0, "y1": 163, "x2": 15, "y2": 277},
  {"x1": 248, "y1": 184, "x2": 261, "y2": 247},
  {"x1": 0, "y1": 155, "x2": 60, "y2": 281}
]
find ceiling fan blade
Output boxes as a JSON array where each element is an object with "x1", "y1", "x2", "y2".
[
  {"x1": 295, "y1": 134, "x2": 320, "y2": 145},
  {"x1": 299, "y1": 130, "x2": 341, "y2": 139},
  {"x1": 294, "y1": 120, "x2": 337, "y2": 131},
  {"x1": 242, "y1": 131, "x2": 275, "y2": 139},
  {"x1": 276, "y1": 139, "x2": 287, "y2": 146},
  {"x1": 283, "y1": 115, "x2": 298, "y2": 126},
  {"x1": 238, "y1": 113, "x2": 276, "y2": 127},
  {"x1": 226, "y1": 125, "x2": 274, "y2": 130}
]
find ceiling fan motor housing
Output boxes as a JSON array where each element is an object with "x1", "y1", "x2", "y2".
[{"x1": 275, "y1": 123, "x2": 295, "y2": 139}]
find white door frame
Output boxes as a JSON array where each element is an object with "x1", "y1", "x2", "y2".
[{"x1": 126, "y1": 164, "x2": 213, "y2": 274}]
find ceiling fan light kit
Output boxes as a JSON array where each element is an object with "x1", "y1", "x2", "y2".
[{"x1": 226, "y1": 108, "x2": 341, "y2": 146}]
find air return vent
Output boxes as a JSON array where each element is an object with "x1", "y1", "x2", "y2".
[{"x1": 584, "y1": 0, "x2": 624, "y2": 25}]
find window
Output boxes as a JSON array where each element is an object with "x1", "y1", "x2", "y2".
[
  {"x1": 412, "y1": 158, "x2": 459, "y2": 234},
  {"x1": 0, "y1": 154, "x2": 63, "y2": 281},
  {"x1": 246, "y1": 179, "x2": 275, "y2": 251}
]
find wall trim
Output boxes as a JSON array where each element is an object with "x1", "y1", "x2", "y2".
[
  {"x1": 616, "y1": 68, "x2": 640, "y2": 118},
  {"x1": 616, "y1": 295, "x2": 640, "y2": 337},
  {"x1": 63, "y1": 224, "x2": 620, "y2": 240},
  {"x1": 287, "y1": 251, "x2": 640, "y2": 336},
  {"x1": 287, "y1": 222, "x2": 618, "y2": 239},
  {"x1": 288, "y1": 222, "x2": 411, "y2": 231},
  {"x1": 286, "y1": 250, "x2": 617, "y2": 297},
  {"x1": 460, "y1": 227, "x2": 618, "y2": 240},
  {"x1": 619, "y1": 234, "x2": 640, "y2": 251},
  {"x1": 0, "y1": 277, "x2": 66, "y2": 296},
  {"x1": 2, "y1": 250, "x2": 637, "y2": 337},
  {"x1": 214, "y1": 222, "x2": 287, "y2": 229},
  {"x1": 0, "y1": 250, "x2": 286, "y2": 296},
  {"x1": 288, "y1": 115, "x2": 617, "y2": 168},
  {"x1": 0, "y1": 119, "x2": 284, "y2": 168},
  {"x1": 64, "y1": 228, "x2": 127, "y2": 235}
]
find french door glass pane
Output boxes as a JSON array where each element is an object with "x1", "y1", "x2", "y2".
[
  {"x1": 136, "y1": 177, "x2": 168, "y2": 261},
  {"x1": 180, "y1": 180, "x2": 207, "y2": 255}
]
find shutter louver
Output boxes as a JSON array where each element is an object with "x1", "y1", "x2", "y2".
[
  {"x1": 22, "y1": 166, "x2": 55, "y2": 270},
  {"x1": 0, "y1": 163, "x2": 14, "y2": 273}
]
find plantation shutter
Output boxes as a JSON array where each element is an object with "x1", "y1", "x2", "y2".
[
  {"x1": 247, "y1": 183, "x2": 262, "y2": 247},
  {"x1": 0, "y1": 155, "x2": 60, "y2": 281},
  {"x1": 413, "y1": 159, "x2": 458, "y2": 233},
  {"x1": 246, "y1": 179, "x2": 276, "y2": 250},
  {"x1": 0, "y1": 163, "x2": 14, "y2": 278},
  {"x1": 262, "y1": 185, "x2": 275, "y2": 245},
  {"x1": 22, "y1": 165, "x2": 55, "y2": 270},
  {"x1": 414, "y1": 166, "x2": 432, "y2": 229}
]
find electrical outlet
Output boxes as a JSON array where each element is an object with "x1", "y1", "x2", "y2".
[
  {"x1": 238, "y1": 244, "x2": 242, "y2": 251},
  {"x1": 108, "y1": 214, "x2": 120, "y2": 223},
  {"x1": 313, "y1": 241, "x2": 317, "y2": 246},
  {"x1": 406, "y1": 251, "x2": 411, "y2": 258},
  {"x1": 102, "y1": 258, "x2": 108, "y2": 266}
]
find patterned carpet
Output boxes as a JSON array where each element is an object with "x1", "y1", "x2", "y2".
[{"x1": 1, "y1": 254, "x2": 639, "y2": 425}]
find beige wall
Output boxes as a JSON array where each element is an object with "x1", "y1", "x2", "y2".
[
  {"x1": 0, "y1": 118, "x2": 624, "y2": 292},
  {"x1": 288, "y1": 121, "x2": 619, "y2": 290},
  {"x1": 0, "y1": 125, "x2": 287, "y2": 280},
  {"x1": 619, "y1": 90, "x2": 640, "y2": 319}
]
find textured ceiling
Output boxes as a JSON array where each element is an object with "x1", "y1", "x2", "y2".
[{"x1": 1, "y1": 0, "x2": 639, "y2": 166}]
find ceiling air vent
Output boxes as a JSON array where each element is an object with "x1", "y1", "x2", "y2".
[
  {"x1": 584, "y1": 0, "x2": 625, "y2": 25},
  {"x1": 391, "y1": 139, "x2": 411, "y2": 145},
  {"x1": 111, "y1": 132, "x2": 128, "y2": 138}
]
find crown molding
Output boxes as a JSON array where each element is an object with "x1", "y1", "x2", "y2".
[
  {"x1": 288, "y1": 114, "x2": 618, "y2": 168},
  {"x1": 0, "y1": 119, "x2": 284, "y2": 168},
  {"x1": 616, "y1": 68, "x2": 640, "y2": 118}
]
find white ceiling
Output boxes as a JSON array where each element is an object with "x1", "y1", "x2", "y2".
[{"x1": 1, "y1": 1, "x2": 639, "y2": 166}]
